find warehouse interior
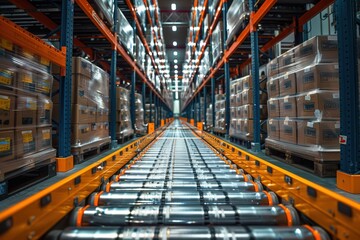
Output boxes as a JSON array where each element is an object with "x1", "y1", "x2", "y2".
[{"x1": 0, "y1": 0, "x2": 359, "y2": 239}]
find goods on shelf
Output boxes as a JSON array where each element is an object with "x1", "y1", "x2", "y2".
[
  {"x1": 135, "y1": 35, "x2": 146, "y2": 71},
  {"x1": 134, "y1": 93, "x2": 146, "y2": 135},
  {"x1": 53, "y1": 57, "x2": 111, "y2": 163},
  {"x1": 211, "y1": 21, "x2": 223, "y2": 65},
  {"x1": 214, "y1": 94, "x2": 225, "y2": 133},
  {"x1": 226, "y1": 0, "x2": 249, "y2": 46},
  {"x1": 206, "y1": 104, "x2": 213, "y2": 130},
  {"x1": 117, "y1": 8, "x2": 134, "y2": 57},
  {"x1": 209, "y1": 0, "x2": 220, "y2": 20},
  {"x1": 133, "y1": 0, "x2": 147, "y2": 31},
  {"x1": 116, "y1": 87, "x2": 134, "y2": 139},
  {"x1": 0, "y1": 43, "x2": 56, "y2": 184},
  {"x1": 91, "y1": 0, "x2": 115, "y2": 27},
  {"x1": 144, "y1": 103, "x2": 156, "y2": 124},
  {"x1": 229, "y1": 75, "x2": 267, "y2": 141},
  {"x1": 266, "y1": 36, "x2": 340, "y2": 174}
]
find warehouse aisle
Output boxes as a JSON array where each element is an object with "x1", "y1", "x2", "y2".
[{"x1": 47, "y1": 120, "x2": 329, "y2": 240}]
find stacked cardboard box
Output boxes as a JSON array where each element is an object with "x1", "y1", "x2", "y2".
[
  {"x1": 0, "y1": 39, "x2": 56, "y2": 180},
  {"x1": 117, "y1": 8, "x2": 134, "y2": 57},
  {"x1": 134, "y1": 93, "x2": 146, "y2": 135},
  {"x1": 266, "y1": 36, "x2": 340, "y2": 161},
  {"x1": 91, "y1": 0, "x2": 115, "y2": 27},
  {"x1": 226, "y1": 0, "x2": 249, "y2": 46},
  {"x1": 214, "y1": 94, "x2": 225, "y2": 133},
  {"x1": 206, "y1": 104, "x2": 213, "y2": 130},
  {"x1": 52, "y1": 57, "x2": 110, "y2": 158},
  {"x1": 211, "y1": 21, "x2": 223, "y2": 65},
  {"x1": 144, "y1": 103, "x2": 156, "y2": 124},
  {"x1": 229, "y1": 75, "x2": 268, "y2": 140},
  {"x1": 116, "y1": 87, "x2": 134, "y2": 139}
]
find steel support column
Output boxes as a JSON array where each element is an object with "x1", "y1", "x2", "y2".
[
  {"x1": 142, "y1": 82, "x2": 146, "y2": 122},
  {"x1": 250, "y1": 0, "x2": 261, "y2": 152},
  {"x1": 109, "y1": 1, "x2": 118, "y2": 147},
  {"x1": 203, "y1": 87, "x2": 207, "y2": 126},
  {"x1": 149, "y1": 90, "x2": 153, "y2": 123},
  {"x1": 223, "y1": 1, "x2": 230, "y2": 138},
  {"x1": 336, "y1": 0, "x2": 360, "y2": 174},
  {"x1": 58, "y1": 0, "x2": 74, "y2": 157},
  {"x1": 211, "y1": 77, "x2": 215, "y2": 133}
]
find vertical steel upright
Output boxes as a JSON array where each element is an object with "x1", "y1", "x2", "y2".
[
  {"x1": 130, "y1": 21, "x2": 136, "y2": 134},
  {"x1": 58, "y1": 0, "x2": 74, "y2": 157},
  {"x1": 198, "y1": 93, "x2": 201, "y2": 123},
  {"x1": 109, "y1": 1, "x2": 118, "y2": 147},
  {"x1": 336, "y1": 0, "x2": 360, "y2": 175},
  {"x1": 142, "y1": 82, "x2": 146, "y2": 122},
  {"x1": 203, "y1": 87, "x2": 207, "y2": 126},
  {"x1": 249, "y1": 0, "x2": 261, "y2": 152},
  {"x1": 211, "y1": 77, "x2": 215, "y2": 133},
  {"x1": 149, "y1": 90, "x2": 153, "y2": 123},
  {"x1": 223, "y1": 0, "x2": 230, "y2": 138}
]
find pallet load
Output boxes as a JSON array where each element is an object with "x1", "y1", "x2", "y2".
[
  {"x1": 0, "y1": 39, "x2": 57, "y2": 198},
  {"x1": 53, "y1": 57, "x2": 111, "y2": 164},
  {"x1": 117, "y1": 8, "x2": 134, "y2": 57},
  {"x1": 206, "y1": 104, "x2": 213, "y2": 130},
  {"x1": 213, "y1": 94, "x2": 225, "y2": 134},
  {"x1": 116, "y1": 87, "x2": 134, "y2": 141},
  {"x1": 226, "y1": 0, "x2": 249, "y2": 46},
  {"x1": 144, "y1": 103, "x2": 156, "y2": 124},
  {"x1": 229, "y1": 75, "x2": 268, "y2": 144},
  {"x1": 265, "y1": 35, "x2": 340, "y2": 177},
  {"x1": 90, "y1": 0, "x2": 115, "y2": 27},
  {"x1": 134, "y1": 93, "x2": 146, "y2": 135}
]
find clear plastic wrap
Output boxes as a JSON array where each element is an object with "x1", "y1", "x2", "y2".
[
  {"x1": 211, "y1": 21, "x2": 223, "y2": 65},
  {"x1": 117, "y1": 8, "x2": 134, "y2": 57},
  {"x1": 116, "y1": 87, "x2": 134, "y2": 138},
  {"x1": 91, "y1": 0, "x2": 115, "y2": 27},
  {"x1": 0, "y1": 44, "x2": 56, "y2": 179},
  {"x1": 226, "y1": 0, "x2": 249, "y2": 45}
]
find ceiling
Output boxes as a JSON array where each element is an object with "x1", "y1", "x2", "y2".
[{"x1": 157, "y1": 0, "x2": 192, "y2": 85}]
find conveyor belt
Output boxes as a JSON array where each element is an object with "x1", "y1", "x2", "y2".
[{"x1": 46, "y1": 121, "x2": 329, "y2": 240}]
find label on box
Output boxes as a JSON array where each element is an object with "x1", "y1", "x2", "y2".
[
  {"x1": 335, "y1": 123, "x2": 340, "y2": 129},
  {"x1": 0, "y1": 39, "x2": 13, "y2": 51},
  {"x1": 22, "y1": 131, "x2": 33, "y2": 143},
  {"x1": 304, "y1": 67, "x2": 311, "y2": 73},
  {"x1": 0, "y1": 98, "x2": 10, "y2": 111},
  {"x1": 22, "y1": 73, "x2": 33, "y2": 84},
  {"x1": 334, "y1": 64, "x2": 339, "y2": 69},
  {"x1": 42, "y1": 129, "x2": 51, "y2": 140},
  {"x1": 305, "y1": 95, "x2": 311, "y2": 101},
  {"x1": 0, "y1": 138, "x2": 10, "y2": 152},
  {"x1": 40, "y1": 57, "x2": 50, "y2": 66},
  {"x1": 284, "y1": 74, "x2": 288, "y2": 79},
  {"x1": 333, "y1": 93, "x2": 339, "y2": 99},
  {"x1": 307, "y1": 122, "x2": 314, "y2": 128},
  {"x1": 0, "y1": 70, "x2": 12, "y2": 85},
  {"x1": 328, "y1": 36, "x2": 337, "y2": 41},
  {"x1": 284, "y1": 96, "x2": 289, "y2": 103}
]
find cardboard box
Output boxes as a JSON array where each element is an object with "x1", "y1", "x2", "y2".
[
  {"x1": 230, "y1": 94, "x2": 237, "y2": 107},
  {"x1": 294, "y1": 35, "x2": 338, "y2": 64},
  {"x1": 15, "y1": 128, "x2": 37, "y2": 157},
  {"x1": 72, "y1": 104, "x2": 96, "y2": 124},
  {"x1": 278, "y1": 50, "x2": 295, "y2": 73},
  {"x1": 267, "y1": 99, "x2": 280, "y2": 118},
  {"x1": 230, "y1": 107, "x2": 237, "y2": 119},
  {"x1": 0, "y1": 93, "x2": 15, "y2": 129},
  {"x1": 242, "y1": 75, "x2": 267, "y2": 90},
  {"x1": 297, "y1": 91, "x2": 340, "y2": 119},
  {"x1": 267, "y1": 77, "x2": 280, "y2": 98},
  {"x1": 296, "y1": 64, "x2": 339, "y2": 92},
  {"x1": 96, "y1": 107, "x2": 109, "y2": 122},
  {"x1": 0, "y1": 65, "x2": 15, "y2": 92},
  {"x1": 279, "y1": 96, "x2": 297, "y2": 118},
  {"x1": 53, "y1": 74, "x2": 90, "y2": 105},
  {"x1": 16, "y1": 95, "x2": 37, "y2": 127},
  {"x1": 242, "y1": 104, "x2": 267, "y2": 120},
  {"x1": 37, "y1": 97, "x2": 52, "y2": 126},
  {"x1": 37, "y1": 126, "x2": 52, "y2": 151},
  {"x1": 279, "y1": 72, "x2": 297, "y2": 97},
  {"x1": 267, "y1": 58, "x2": 279, "y2": 77},
  {"x1": 297, "y1": 121, "x2": 340, "y2": 148},
  {"x1": 236, "y1": 92, "x2": 242, "y2": 106},
  {"x1": 267, "y1": 119, "x2": 280, "y2": 141},
  {"x1": 72, "y1": 57, "x2": 93, "y2": 78},
  {"x1": 280, "y1": 119, "x2": 297, "y2": 144},
  {"x1": 71, "y1": 123, "x2": 94, "y2": 146},
  {"x1": 242, "y1": 89, "x2": 267, "y2": 105},
  {"x1": 0, "y1": 130, "x2": 15, "y2": 162}
]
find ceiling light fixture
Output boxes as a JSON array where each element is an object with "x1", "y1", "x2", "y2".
[
  {"x1": 174, "y1": 51, "x2": 178, "y2": 56},
  {"x1": 174, "y1": 59, "x2": 178, "y2": 64},
  {"x1": 172, "y1": 26, "x2": 177, "y2": 31},
  {"x1": 174, "y1": 65, "x2": 178, "y2": 69},
  {"x1": 171, "y1": 3, "x2": 176, "y2": 10},
  {"x1": 173, "y1": 41, "x2": 177, "y2": 46}
]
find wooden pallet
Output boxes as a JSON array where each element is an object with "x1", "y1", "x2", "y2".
[
  {"x1": 230, "y1": 136, "x2": 252, "y2": 149},
  {"x1": 0, "y1": 149, "x2": 57, "y2": 199},
  {"x1": 265, "y1": 139, "x2": 340, "y2": 177},
  {"x1": 71, "y1": 136, "x2": 111, "y2": 164}
]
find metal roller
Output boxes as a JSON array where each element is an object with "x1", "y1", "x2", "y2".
[
  {"x1": 123, "y1": 168, "x2": 238, "y2": 175},
  {"x1": 102, "y1": 180, "x2": 263, "y2": 192},
  {"x1": 71, "y1": 204, "x2": 299, "y2": 227},
  {"x1": 46, "y1": 226, "x2": 330, "y2": 240},
  {"x1": 112, "y1": 172, "x2": 253, "y2": 182},
  {"x1": 89, "y1": 190, "x2": 277, "y2": 206}
]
